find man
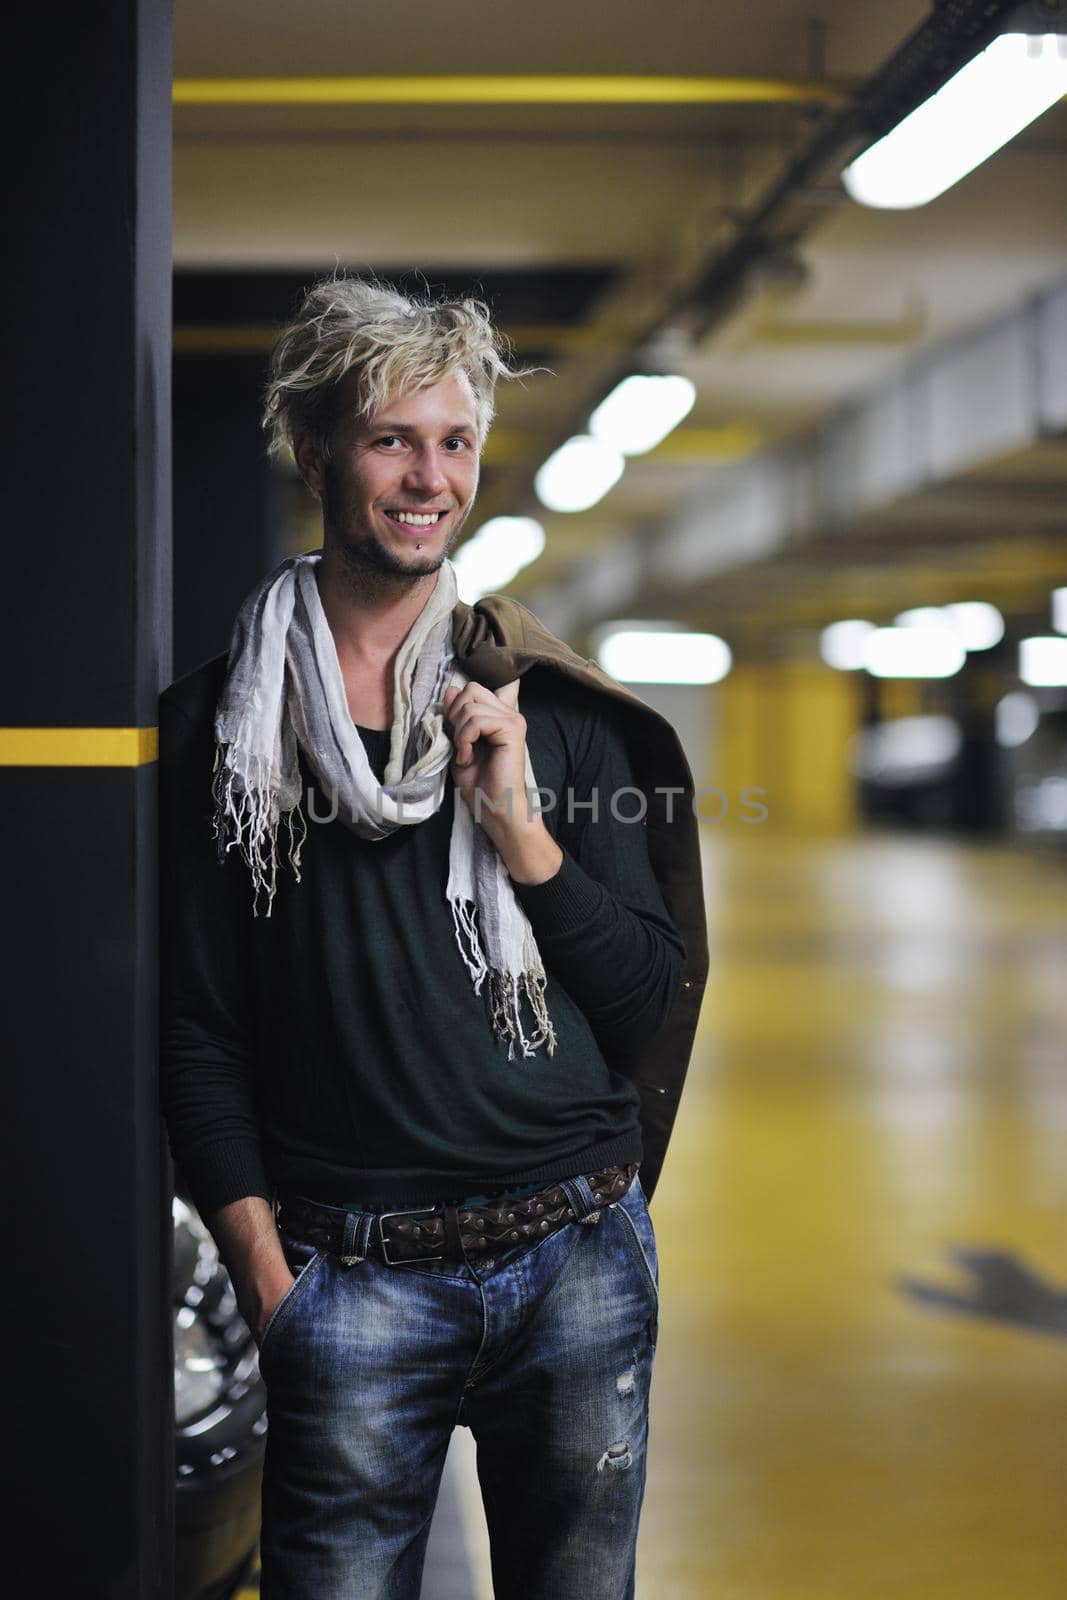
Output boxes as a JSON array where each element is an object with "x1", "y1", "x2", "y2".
[{"x1": 161, "y1": 276, "x2": 706, "y2": 1600}]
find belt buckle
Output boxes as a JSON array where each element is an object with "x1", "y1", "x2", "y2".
[{"x1": 377, "y1": 1206, "x2": 443, "y2": 1266}]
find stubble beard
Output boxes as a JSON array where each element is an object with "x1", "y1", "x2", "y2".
[{"x1": 321, "y1": 468, "x2": 471, "y2": 599}]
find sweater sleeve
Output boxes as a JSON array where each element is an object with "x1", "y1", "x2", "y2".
[
  {"x1": 511, "y1": 693, "x2": 686, "y2": 1052},
  {"x1": 159, "y1": 688, "x2": 273, "y2": 1218}
]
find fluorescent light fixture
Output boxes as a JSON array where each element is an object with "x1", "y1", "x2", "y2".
[
  {"x1": 847, "y1": 715, "x2": 963, "y2": 784},
  {"x1": 589, "y1": 374, "x2": 696, "y2": 456},
  {"x1": 894, "y1": 606, "x2": 950, "y2": 630},
  {"x1": 842, "y1": 32, "x2": 1067, "y2": 210},
  {"x1": 1053, "y1": 586, "x2": 1067, "y2": 633},
  {"x1": 895, "y1": 602, "x2": 1004, "y2": 651},
  {"x1": 534, "y1": 435, "x2": 625, "y2": 512},
  {"x1": 597, "y1": 628, "x2": 732, "y2": 685},
  {"x1": 944, "y1": 601, "x2": 1004, "y2": 650},
  {"x1": 452, "y1": 516, "x2": 545, "y2": 603},
  {"x1": 820, "y1": 619, "x2": 875, "y2": 671},
  {"x1": 1015, "y1": 775, "x2": 1067, "y2": 833},
  {"x1": 863, "y1": 626, "x2": 966, "y2": 678},
  {"x1": 995, "y1": 691, "x2": 1040, "y2": 749},
  {"x1": 1019, "y1": 635, "x2": 1067, "y2": 686}
]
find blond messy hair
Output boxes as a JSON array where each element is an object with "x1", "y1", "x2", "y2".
[{"x1": 262, "y1": 274, "x2": 514, "y2": 463}]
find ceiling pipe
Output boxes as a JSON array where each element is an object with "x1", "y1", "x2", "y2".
[
  {"x1": 674, "y1": 0, "x2": 1049, "y2": 342},
  {"x1": 498, "y1": 0, "x2": 1031, "y2": 529}
]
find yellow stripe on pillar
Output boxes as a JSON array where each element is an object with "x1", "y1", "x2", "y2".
[{"x1": 0, "y1": 727, "x2": 159, "y2": 766}]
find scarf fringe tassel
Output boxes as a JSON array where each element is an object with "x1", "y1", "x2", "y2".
[
  {"x1": 212, "y1": 744, "x2": 307, "y2": 917},
  {"x1": 451, "y1": 900, "x2": 558, "y2": 1061}
]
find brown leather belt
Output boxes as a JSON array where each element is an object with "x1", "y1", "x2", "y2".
[{"x1": 278, "y1": 1163, "x2": 639, "y2": 1265}]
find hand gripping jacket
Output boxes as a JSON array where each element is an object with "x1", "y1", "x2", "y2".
[{"x1": 451, "y1": 594, "x2": 708, "y2": 1203}]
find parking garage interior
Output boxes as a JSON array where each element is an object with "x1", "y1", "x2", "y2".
[{"x1": 4, "y1": 2, "x2": 1066, "y2": 1596}]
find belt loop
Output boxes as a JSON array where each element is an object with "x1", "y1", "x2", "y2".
[
  {"x1": 442, "y1": 1203, "x2": 464, "y2": 1259},
  {"x1": 558, "y1": 1174, "x2": 602, "y2": 1225},
  {"x1": 340, "y1": 1210, "x2": 372, "y2": 1267}
]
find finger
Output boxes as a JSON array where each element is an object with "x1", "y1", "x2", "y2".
[
  {"x1": 450, "y1": 713, "x2": 482, "y2": 767},
  {"x1": 451, "y1": 707, "x2": 493, "y2": 766},
  {"x1": 451, "y1": 681, "x2": 517, "y2": 717},
  {"x1": 450, "y1": 712, "x2": 471, "y2": 765},
  {"x1": 450, "y1": 705, "x2": 522, "y2": 755},
  {"x1": 442, "y1": 682, "x2": 486, "y2": 729}
]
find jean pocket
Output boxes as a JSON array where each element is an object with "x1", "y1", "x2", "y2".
[
  {"x1": 614, "y1": 1177, "x2": 660, "y2": 1315},
  {"x1": 258, "y1": 1238, "x2": 325, "y2": 1361}
]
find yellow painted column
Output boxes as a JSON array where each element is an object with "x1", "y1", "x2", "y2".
[
  {"x1": 708, "y1": 663, "x2": 860, "y2": 834},
  {"x1": 781, "y1": 663, "x2": 860, "y2": 833},
  {"x1": 706, "y1": 666, "x2": 770, "y2": 829},
  {"x1": 878, "y1": 676, "x2": 924, "y2": 722}
]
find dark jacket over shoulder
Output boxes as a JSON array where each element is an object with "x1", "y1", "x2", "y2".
[{"x1": 452, "y1": 596, "x2": 708, "y2": 1200}]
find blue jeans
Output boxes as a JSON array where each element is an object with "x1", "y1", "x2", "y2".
[{"x1": 258, "y1": 1174, "x2": 660, "y2": 1599}]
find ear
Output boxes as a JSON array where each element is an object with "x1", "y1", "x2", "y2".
[
  {"x1": 496, "y1": 678, "x2": 521, "y2": 709},
  {"x1": 293, "y1": 430, "x2": 325, "y2": 499}
]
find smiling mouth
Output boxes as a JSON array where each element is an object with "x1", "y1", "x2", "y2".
[{"x1": 383, "y1": 509, "x2": 448, "y2": 529}]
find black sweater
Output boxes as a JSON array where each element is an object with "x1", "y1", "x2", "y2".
[{"x1": 160, "y1": 655, "x2": 685, "y2": 1216}]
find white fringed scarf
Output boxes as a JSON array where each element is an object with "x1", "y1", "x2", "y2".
[{"x1": 211, "y1": 552, "x2": 556, "y2": 1060}]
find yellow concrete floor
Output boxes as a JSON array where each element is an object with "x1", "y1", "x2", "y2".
[{"x1": 641, "y1": 831, "x2": 1067, "y2": 1600}]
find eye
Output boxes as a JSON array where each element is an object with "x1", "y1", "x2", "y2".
[
  {"x1": 443, "y1": 436, "x2": 472, "y2": 452},
  {"x1": 375, "y1": 434, "x2": 404, "y2": 449}
]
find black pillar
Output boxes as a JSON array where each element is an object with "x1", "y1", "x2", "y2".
[
  {"x1": 4, "y1": 4, "x2": 174, "y2": 1596},
  {"x1": 173, "y1": 351, "x2": 286, "y2": 678}
]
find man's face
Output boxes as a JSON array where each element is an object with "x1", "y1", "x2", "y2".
[{"x1": 317, "y1": 372, "x2": 481, "y2": 583}]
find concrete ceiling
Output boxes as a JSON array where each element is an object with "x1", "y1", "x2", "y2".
[{"x1": 173, "y1": 0, "x2": 1067, "y2": 649}]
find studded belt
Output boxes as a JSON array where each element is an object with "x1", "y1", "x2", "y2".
[{"x1": 277, "y1": 1164, "x2": 639, "y2": 1265}]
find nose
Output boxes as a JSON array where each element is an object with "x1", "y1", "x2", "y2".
[{"x1": 403, "y1": 445, "x2": 449, "y2": 499}]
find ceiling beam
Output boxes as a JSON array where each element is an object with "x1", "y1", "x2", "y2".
[
  {"x1": 472, "y1": 0, "x2": 1032, "y2": 541},
  {"x1": 525, "y1": 281, "x2": 1067, "y2": 638}
]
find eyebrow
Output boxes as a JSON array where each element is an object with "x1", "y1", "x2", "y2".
[{"x1": 369, "y1": 420, "x2": 476, "y2": 435}]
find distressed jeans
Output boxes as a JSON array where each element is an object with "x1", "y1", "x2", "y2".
[{"x1": 257, "y1": 1174, "x2": 660, "y2": 1600}]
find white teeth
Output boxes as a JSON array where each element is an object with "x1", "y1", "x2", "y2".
[{"x1": 392, "y1": 511, "x2": 442, "y2": 526}]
